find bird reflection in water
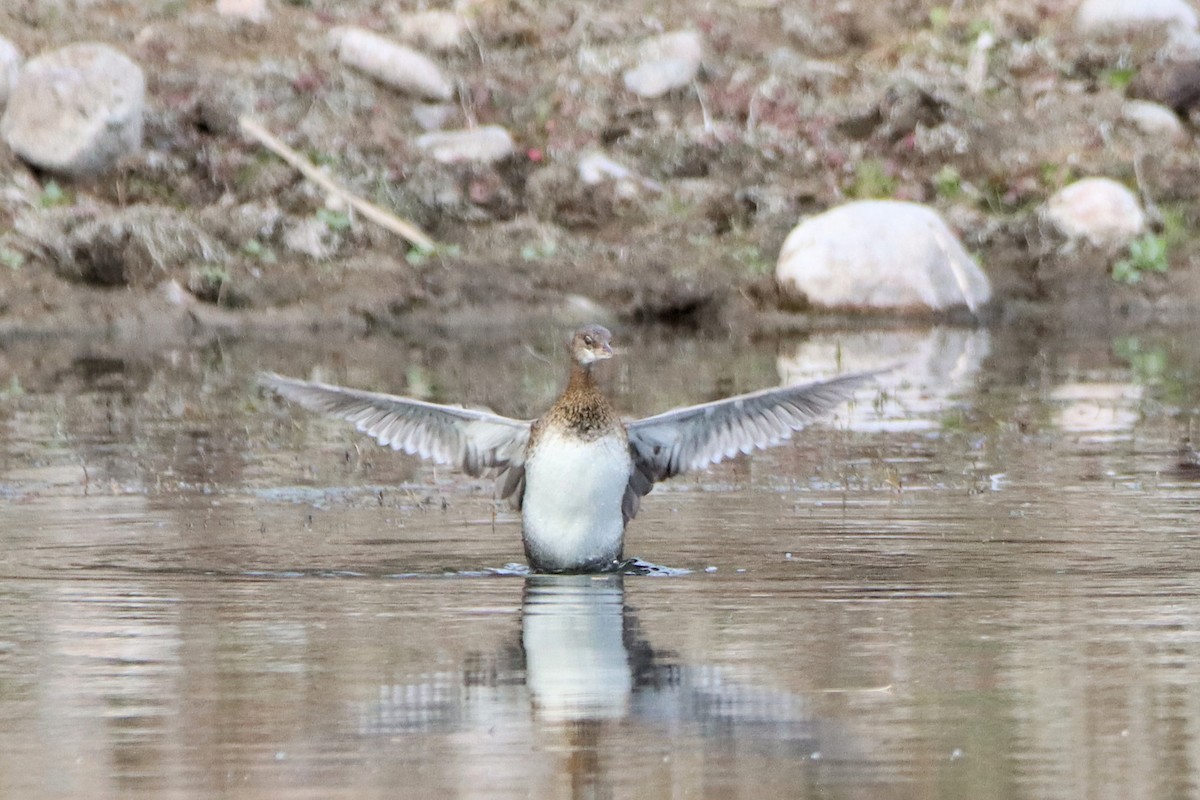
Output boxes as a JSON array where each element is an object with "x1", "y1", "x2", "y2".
[{"x1": 358, "y1": 576, "x2": 857, "y2": 793}]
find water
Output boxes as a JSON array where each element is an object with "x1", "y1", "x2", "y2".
[{"x1": 2, "y1": 323, "x2": 1199, "y2": 799}]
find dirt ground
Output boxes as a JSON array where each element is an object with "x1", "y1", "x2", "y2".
[{"x1": 1, "y1": 0, "x2": 1199, "y2": 346}]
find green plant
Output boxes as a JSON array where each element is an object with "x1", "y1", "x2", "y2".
[
  {"x1": 1101, "y1": 65, "x2": 1137, "y2": 91},
  {"x1": 242, "y1": 239, "x2": 277, "y2": 264},
  {"x1": 1112, "y1": 234, "x2": 1168, "y2": 285},
  {"x1": 316, "y1": 208, "x2": 352, "y2": 232},
  {"x1": 38, "y1": 180, "x2": 70, "y2": 208},
  {"x1": 933, "y1": 165, "x2": 962, "y2": 199},
  {"x1": 729, "y1": 244, "x2": 772, "y2": 276},
  {"x1": 850, "y1": 159, "x2": 896, "y2": 199},
  {"x1": 1113, "y1": 336, "x2": 1169, "y2": 383},
  {"x1": 521, "y1": 239, "x2": 558, "y2": 262},
  {"x1": 405, "y1": 242, "x2": 461, "y2": 266},
  {"x1": 0, "y1": 244, "x2": 24, "y2": 270}
]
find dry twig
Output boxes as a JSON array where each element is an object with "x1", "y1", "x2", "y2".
[{"x1": 239, "y1": 116, "x2": 437, "y2": 253}]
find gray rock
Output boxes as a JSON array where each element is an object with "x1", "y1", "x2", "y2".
[
  {"x1": 415, "y1": 125, "x2": 515, "y2": 164},
  {"x1": 216, "y1": 0, "x2": 268, "y2": 23},
  {"x1": 1, "y1": 43, "x2": 145, "y2": 177},
  {"x1": 775, "y1": 200, "x2": 991, "y2": 313},
  {"x1": 411, "y1": 102, "x2": 456, "y2": 131},
  {"x1": 1121, "y1": 99, "x2": 1187, "y2": 142},
  {"x1": 0, "y1": 37, "x2": 20, "y2": 109},
  {"x1": 577, "y1": 151, "x2": 662, "y2": 196},
  {"x1": 393, "y1": 10, "x2": 467, "y2": 52},
  {"x1": 333, "y1": 27, "x2": 452, "y2": 101},
  {"x1": 1044, "y1": 178, "x2": 1146, "y2": 249},
  {"x1": 1075, "y1": 0, "x2": 1198, "y2": 36},
  {"x1": 623, "y1": 31, "x2": 703, "y2": 98}
]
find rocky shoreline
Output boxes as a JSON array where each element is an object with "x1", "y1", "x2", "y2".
[{"x1": 2, "y1": 0, "x2": 1199, "y2": 343}]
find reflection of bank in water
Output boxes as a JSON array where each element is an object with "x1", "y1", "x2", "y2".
[
  {"x1": 358, "y1": 575, "x2": 873, "y2": 790},
  {"x1": 777, "y1": 327, "x2": 991, "y2": 433}
]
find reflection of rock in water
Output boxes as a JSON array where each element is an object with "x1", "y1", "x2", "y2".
[
  {"x1": 1050, "y1": 382, "x2": 1143, "y2": 442},
  {"x1": 357, "y1": 576, "x2": 829, "y2": 761},
  {"x1": 777, "y1": 327, "x2": 991, "y2": 432}
]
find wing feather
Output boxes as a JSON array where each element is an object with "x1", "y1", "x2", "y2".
[
  {"x1": 623, "y1": 369, "x2": 882, "y2": 514},
  {"x1": 260, "y1": 372, "x2": 532, "y2": 505}
]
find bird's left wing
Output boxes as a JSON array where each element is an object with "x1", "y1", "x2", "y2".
[
  {"x1": 260, "y1": 373, "x2": 533, "y2": 504},
  {"x1": 621, "y1": 370, "x2": 881, "y2": 519}
]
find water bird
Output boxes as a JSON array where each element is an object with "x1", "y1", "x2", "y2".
[{"x1": 262, "y1": 325, "x2": 878, "y2": 572}]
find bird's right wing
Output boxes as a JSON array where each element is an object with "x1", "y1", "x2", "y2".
[
  {"x1": 260, "y1": 373, "x2": 533, "y2": 504},
  {"x1": 622, "y1": 370, "x2": 882, "y2": 519}
]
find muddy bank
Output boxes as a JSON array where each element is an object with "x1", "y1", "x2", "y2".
[{"x1": 1, "y1": 1, "x2": 1199, "y2": 343}]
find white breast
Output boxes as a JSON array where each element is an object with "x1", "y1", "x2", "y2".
[{"x1": 521, "y1": 429, "x2": 633, "y2": 571}]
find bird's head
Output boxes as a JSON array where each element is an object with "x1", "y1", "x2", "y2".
[{"x1": 570, "y1": 324, "x2": 614, "y2": 367}]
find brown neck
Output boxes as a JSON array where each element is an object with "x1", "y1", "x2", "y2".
[
  {"x1": 548, "y1": 360, "x2": 618, "y2": 439},
  {"x1": 565, "y1": 361, "x2": 598, "y2": 396}
]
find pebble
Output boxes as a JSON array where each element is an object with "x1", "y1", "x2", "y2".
[
  {"x1": 411, "y1": 102, "x2": 456, "y2": 132},
  {"x1": 623, "y1": 30, "x2": 703, "y2": 98},
  {"x1": 393, "y1": 10, "x2": 467, "y2": 53},
  {"x1": 1075, "y1": 0, "x2": 1198, "y2": 36},
  {"x1": 332, "y1": 27, "x2": 452, "y2": 101},
  {"x1": 284, "y1": 216, "x2": 341, "y2": 260},
  {"x1": 1121, "y1": 99, "x2": 1186, "y2": 143},
  {"x1": 577, "y1": 151, "x2": 662, "y2": 196},
  {"x1": 775, "y1": 200, "x2": 992, "y2": 313},
  {"x1": 1044, "y1": 177, "x2": 1146, "y2": 249},
  {"x1": 1, "y1": 43, "x2": 145, "y2": 177},
  {"x1": 216, "y1": 0, "x2": 268, "y2": 23},
  {"x1": 415, "y1": 125, "x2": 515, "y2": 164},
  {"x1": 0, "y1": 37, "x2": 20, "y2": 109}
]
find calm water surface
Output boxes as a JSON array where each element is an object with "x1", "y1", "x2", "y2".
[{"x1": 1, "y1": 323, "x2": 1199, "y2": 799}]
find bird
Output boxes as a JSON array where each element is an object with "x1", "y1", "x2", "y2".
[{"x1": 261, "y1": 324, "x2": 879, "y2": 573}]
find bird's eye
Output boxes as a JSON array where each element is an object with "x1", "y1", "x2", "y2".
[{"x1": 583, "y1": 335, "x2": 593, "y2": 345}]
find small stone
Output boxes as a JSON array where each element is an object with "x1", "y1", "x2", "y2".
[
  {"x1": 1121, "y1": 99, "x2": 1187, "y2": 143},
  {"x1": 1, "y1": 43, "x2": 145, "y2": 177},
  {"x1": 1044, "y1": 177, "x2": 1146, "y2": 249},
  {"x1": 775, "y1": 200, "x2": 991, "y2": 313},
  {"x1": 415, "y1": 125, "x2": 515, "y2": 164},
  {"x1": 0, "y1": 37, "x2": 20, "y2": 109},
  {"x1": 216, "y1": 0, "x2": 268, "y2": 23},
  {"x1": 393, "y1": 10, "x2": 467, "y2": 53},
  {"x1": 284, "y1": 216, "x2": 340, "y2": 260},
  {"x1": 411, "y1": 102, "x2": 456, "y2": 132},
  {"x1": 623, "y1": 30, "x2": 703, "y2": 98},
  {"x1": 577, "y1": 151, "x2": 662, "y2": 196},
  {"x1": 1075, "y1": 0, "x2": 1198, "y2": 36},
  {"x1": 333, "y1": 27, "x2": 452, "y2": 101}
]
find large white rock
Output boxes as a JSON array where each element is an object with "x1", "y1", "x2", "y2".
[
  {"x1": 1, "y1": 43, "x2": 145, "y2": 177},
  {"x1": 1044, "y1": 177, "x2": 1146, "y2": 249},
  {"x1": 775, "y1": 200, "x2": 991, "y2": 313},
  {"x1": 0, "y1": 37, "x2": 20, "y2": 109},
  {"x1": 1075, "y1": 0, "x2": 1199, "y2": 35},
  {"x1": 415, "y1": 125, "x2": 515, "y2": 164},
  {"x1": 623, "y1": 31, "x2": 704, "y2": 98},
  {"x1": 333, "y1": 27, "x2": 452, "y2": 101}
]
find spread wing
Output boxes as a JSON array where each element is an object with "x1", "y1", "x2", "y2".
[
  {"x1": 621, "y1": 370, "x2": 881, "y2": 520},
  {"x1": 260, "y1": 373, "x2": 533, "y2": 506}
]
